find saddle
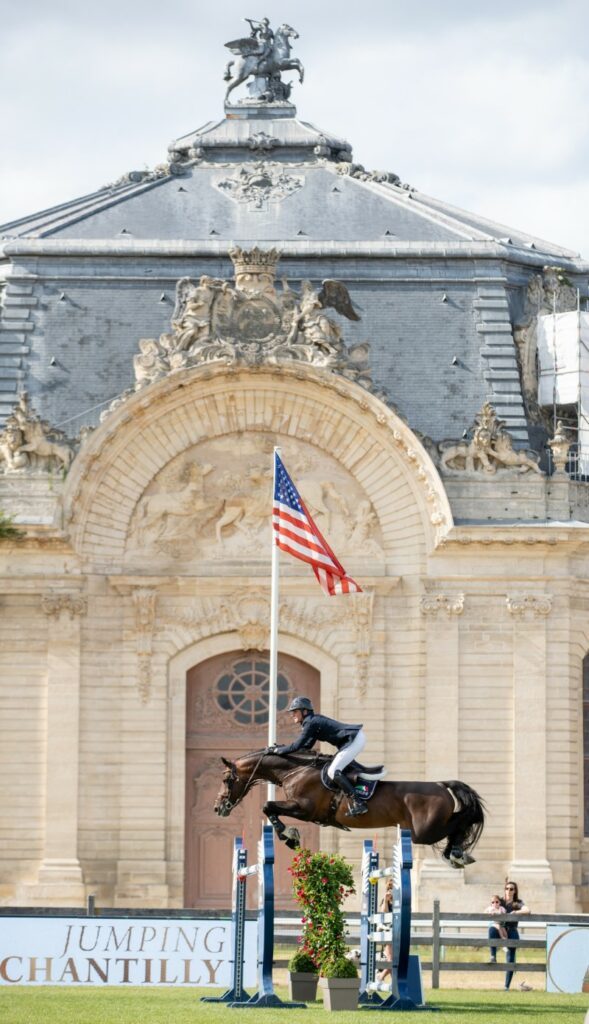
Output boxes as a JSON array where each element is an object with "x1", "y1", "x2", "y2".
[{"x1": 319, "y1": 759, "x2": 385, "y2": 802}]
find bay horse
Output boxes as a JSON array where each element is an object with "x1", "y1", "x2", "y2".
[{"x1": 214, "y1": 749, "x2": 485, "y2": 868}]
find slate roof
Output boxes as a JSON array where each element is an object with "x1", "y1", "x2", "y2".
[
  {"x1": 0, "y1": 105, "x2": 578, "y2": 258},
  {"x1": 0, "y1": 98, "x2": 586, "y2": 445}
]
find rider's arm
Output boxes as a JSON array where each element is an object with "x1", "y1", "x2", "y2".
[{"x1": 274, "y1": 717, "x2": 317, "y2": 755}]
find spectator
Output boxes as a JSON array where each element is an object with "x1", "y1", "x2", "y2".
[
  {"x1": 485, "y1": 894, "x2": 508, "y2": 961},
  {"x1": 488, "y1": 880, "x2": 531, "y2": 990}
]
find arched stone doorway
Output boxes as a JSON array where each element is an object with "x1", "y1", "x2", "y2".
[{"x1": 184, "y1": 649, "x2": 320, "y2": 908}]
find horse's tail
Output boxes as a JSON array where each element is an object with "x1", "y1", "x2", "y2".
[{"x1": 442, "y1": 779, "x2": 485, "y2": 853}]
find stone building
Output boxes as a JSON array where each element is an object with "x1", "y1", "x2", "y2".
[{"x1": 1, "y1": 24, "x2": 588, "y2": 912}]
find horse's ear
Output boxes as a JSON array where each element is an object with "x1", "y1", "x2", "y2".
[{"x1": 221, "y1": 756, "x2": 233, "y2": 768}]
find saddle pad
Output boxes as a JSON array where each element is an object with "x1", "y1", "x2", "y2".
[
  {"x1": 320, "y1": 764, "x2": 378, "y2": 801},
  {"x1": 353, "y1": 779, "x2": 378, "y2": 801}
]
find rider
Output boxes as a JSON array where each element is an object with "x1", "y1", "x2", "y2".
[
  {"x1": 272, "y1": 696, "x2": 368, "y2": 817},
  {"x1": 245, "y1": 16, "x2": 274, "y2": 58}
]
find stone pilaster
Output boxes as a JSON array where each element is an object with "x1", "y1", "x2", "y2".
[
  {"x1": 418, "y1": 591, "x2": 466, "y2": 892},
  {"x1": 30, "y1": 591, "x2": 87, "y2": 904},
  {"x1": 114, "y1": 583, "x2": 169, "y2": 907},
  {"x1": 507, "y1": 593, "x2": 554, "y2": 897}
]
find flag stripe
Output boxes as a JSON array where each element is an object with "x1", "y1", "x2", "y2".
[{"x1": 273, "y1": 453, "x2": 362, "y2": 598}]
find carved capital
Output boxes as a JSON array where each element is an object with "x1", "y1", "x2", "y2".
[
  {"x1": 41, "y1": 592, "x2": 87, "y2": 619},
  {"x1": 506, "y1": 594, "x2": 552, "y2": 618},
  {"x1": 420, "y1": 593, "x2": 465, "y2": 617},
  {"x1": 131, "y1": 587, "x2": 158, "y2": 703}
]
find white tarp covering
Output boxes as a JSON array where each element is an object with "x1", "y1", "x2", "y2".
[{"x1": 537, "y1": 312, "x2": 589, "y2": 473}]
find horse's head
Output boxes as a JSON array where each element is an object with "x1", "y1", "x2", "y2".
[
  {"x1": 278, "y1": 23, "x2": 298, "y2": 39},
  {"x1": 214, "y1": 756, "x2": 247, "y2": 817}
]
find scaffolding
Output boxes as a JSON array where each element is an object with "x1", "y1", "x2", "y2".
[{"x1": 537, "y1": 293, "x2": 589, "y2": 477}]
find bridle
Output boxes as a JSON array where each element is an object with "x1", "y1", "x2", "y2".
[{"x1": 221, "y1": 750, "x2": 269, "y2": 812}]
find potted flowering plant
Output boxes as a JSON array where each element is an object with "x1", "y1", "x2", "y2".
[
  {"x1": 287, "y1": 948, "x2": 319, "y2": 1002},
  {"x1": 289, "y1": 848, "x2": 358, "y2": 1010}
]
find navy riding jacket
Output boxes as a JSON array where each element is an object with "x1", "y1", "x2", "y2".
[{"x1": 274, "y1": 712, "x2": 363, "y2": 755}]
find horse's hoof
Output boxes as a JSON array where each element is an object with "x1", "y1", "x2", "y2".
[
  {"x1": 461, "y1": 852, "x2": 476, "y2": 866},
  {"x1": 283, "y1": 826, "x2": 301, "y2": 848}
]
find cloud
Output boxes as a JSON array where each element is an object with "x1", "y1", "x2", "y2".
[{"x1": 1, "y1": 1, "x2": 588, "y2": 255}]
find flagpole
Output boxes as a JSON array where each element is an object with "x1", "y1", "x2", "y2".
[{"x1": 268, "y1": 446, "x2": 281, "y2": 800}]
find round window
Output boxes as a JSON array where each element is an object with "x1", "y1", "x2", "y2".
[{"x1": 215, "y1": 658, "x2": 291, "y2": 725}]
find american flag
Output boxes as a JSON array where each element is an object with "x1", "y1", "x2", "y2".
[{"x1": 272, "y1": 452, "x2": 362, "y2": 597}]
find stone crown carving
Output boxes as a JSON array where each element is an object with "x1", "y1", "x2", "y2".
[
  {"x1": 132, "y1": 248, "x2": 378, "y2": 396},
  {"x1": 439, "y1": 402, "x2": 543, "y2": 476},
  {"x1": 0, "y1": 392, "x2": 75, "y2": 476}
]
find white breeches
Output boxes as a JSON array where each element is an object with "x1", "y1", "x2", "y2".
[{"x1": 327, "y1": 729, "x2": 366, "y2": 779}]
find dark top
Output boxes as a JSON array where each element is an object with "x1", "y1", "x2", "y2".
[
  {"x1": 503, "y1": 899, "x2": 525, "y2": 914},
  {"x1": 274, "y1": 712, "x2": 363, "y2": 755}
]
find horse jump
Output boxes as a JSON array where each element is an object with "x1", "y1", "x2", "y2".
[
  {"x1": 202, "y1": 825, "x2": 304, "y2": 1010},
  {"x1": 359, "y1": 829, "x2": 429, "y2": 1012}
]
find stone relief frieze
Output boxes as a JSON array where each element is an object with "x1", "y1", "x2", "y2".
[
  {"x1": 215, "y1": 164, "x2": 303, "y2": 209},
  {"x1": 439, "y1": 402, "x2": 543, "y2": 476},
  {"x1": 0, "y1": 392, "x2": 75, "y2": 476},
  {"x1": 125, "y1": 434, "x2": 384, "y2": 569}
]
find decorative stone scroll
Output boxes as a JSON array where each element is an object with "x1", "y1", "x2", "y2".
[
  {"x1": 420, "y1": 593, "x2": 465, "y2": 617},
  {"x1": 506, "y1": 594, "x2": 552, "y2": 618},
  {"x1": 0, "y1": 392, "x2": 75, "y2": 475},
  {"x1": 131, "y1": 247, "x2": 375, "y2": 395},
  {"x1": 439, "y1": 402, "x2": 543, "y2": 476},
  {"x1": 41, "y1": 592, "x2": 88, "y2": 619},
  {"x1": 131, "y1": 587, "x2": 158, "y2": 703}
]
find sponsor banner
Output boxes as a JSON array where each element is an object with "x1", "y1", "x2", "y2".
[
  {"x1": 0, "y1": 916, "x2": 256, "y2": 986},
  {"x1": 546, "y1": 924, "x2": 589, "y2": 993}
]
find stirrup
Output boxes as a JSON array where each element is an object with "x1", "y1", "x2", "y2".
[{"x1": 346, "y1": 800, "x2": 368, "y2": 818}]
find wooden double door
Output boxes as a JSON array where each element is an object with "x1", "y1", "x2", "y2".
[{"x1": 184, "y1": 649, "x2": 320, "y2": 909}]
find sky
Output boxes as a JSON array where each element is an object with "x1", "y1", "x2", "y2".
[{"x1": 1, "y1": 0, "x2": 588, "y2": 256}]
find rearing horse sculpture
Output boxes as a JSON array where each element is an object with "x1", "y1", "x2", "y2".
[
  {"x1": 224, "y1": 24, "x2": 304, "y2": 105},
  {"x1": 214, "y1": 749, "x2": 485, "y2": 868}
]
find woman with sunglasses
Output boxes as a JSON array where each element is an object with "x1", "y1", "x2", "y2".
[{"x1": 488, "y1": 881, "x2": 530, "y2": 990}]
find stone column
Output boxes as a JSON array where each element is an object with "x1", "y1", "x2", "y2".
[
  {"x1": 34, "y1": 591, "x2": 87, "y2": 903},
  {"x1": 507, "y1": 594, "x2": 554, "y2": 896},
  {"x1": 418, "y1": 592, "x2": 466, "y2": 897}
]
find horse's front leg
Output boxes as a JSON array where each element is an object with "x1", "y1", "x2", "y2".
[{"x1": 263, "y1": 798, "x2": 313, "y2": 850}]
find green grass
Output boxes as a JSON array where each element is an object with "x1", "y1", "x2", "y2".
[{"x1": 0, "y1": 986, "x2": 585, "y2": 1024}]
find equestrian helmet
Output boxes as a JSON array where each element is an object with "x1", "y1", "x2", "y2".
[{"x1": 287, "y1": 696, "x2": 314, "y2": 713}]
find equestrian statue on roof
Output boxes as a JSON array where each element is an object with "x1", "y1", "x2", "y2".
[{"x1": 223, "y1": 17, "x2": 304, "y2": 105}]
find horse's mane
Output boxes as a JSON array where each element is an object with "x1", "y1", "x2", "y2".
[{"x1": 237, "y1": 748, "x2": 329, "y2": 769}]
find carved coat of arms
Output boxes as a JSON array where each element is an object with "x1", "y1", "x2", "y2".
[{"x1": 133, "y1": 247, "x2": 373, "y2": 391}]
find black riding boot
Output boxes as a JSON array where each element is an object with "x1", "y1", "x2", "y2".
[{"x1": 333, "y1": 770, "x2": 368, "y2": 817}]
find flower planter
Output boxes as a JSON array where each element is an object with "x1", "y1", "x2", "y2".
[
  {"x1": 320, "y1": 976, "x2": 360, "y2": 1011},
  {"x1": 289, "y1": 971, "x2": 319, "y2": 1001}
]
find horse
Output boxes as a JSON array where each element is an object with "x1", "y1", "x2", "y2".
[
  {"x1": 224, "y1": 25, "x2": 304, "y2": 105},
  {"x1": 214, "y1": 749, "x2": 485, "y2": 869}
]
